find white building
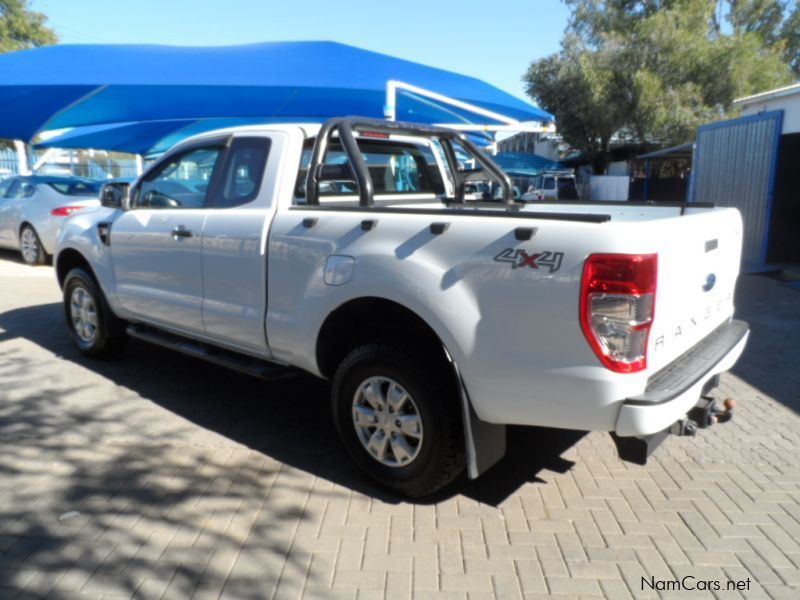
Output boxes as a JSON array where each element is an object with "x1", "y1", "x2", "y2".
[{"x1": 735, "y1": 83, "x2": 800, "y2": 135}]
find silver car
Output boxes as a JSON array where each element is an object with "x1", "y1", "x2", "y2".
[{"x1": 0, "y1": 176, "x2": 102, "y2": 265}]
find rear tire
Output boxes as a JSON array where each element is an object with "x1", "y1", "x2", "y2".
[
  {"x1": 63, "y1": 268, "x2": 128, "y2": 358},
  {"x1": 331, "y1": 342, "x2": 465, "y2": 497},
  {"x1": 19, "y1": 225, "x2": 47, "y2": 266}
]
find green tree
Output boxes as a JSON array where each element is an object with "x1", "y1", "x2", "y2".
[
  {"x1": 525, "y1": 0, "x2": 795, "y2": 171},
  {"x1": 0, "y1": 0, "x2": 57, "y2": 54},
  {"x1": 728, "y1": 0, "x2": 786, "y2": 41},
  {"x1": 0, "y1": 1, "x2": 57, "y2": 147},
  {"x1": 524, "y1": 35, "x2": 630, "y2": 172},
  {"x1": 782, "y1": 1, "x2": 800, "y2": 74}
]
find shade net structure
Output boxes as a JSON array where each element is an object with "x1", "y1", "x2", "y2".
[{"x1": 0, "y1": 41, "x2": 552, "y2": 155}]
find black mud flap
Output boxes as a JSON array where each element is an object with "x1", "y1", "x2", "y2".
[
  {"x1": 611, "y1": 429, "x2": 671, "y2": 466},
  {"x1": 452, "y1": 361, "x2": 507, "y2": 478}
]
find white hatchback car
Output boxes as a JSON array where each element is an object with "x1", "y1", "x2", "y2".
[{"x1": 0, "y1": 176, "x2": 102, "y2": 265}]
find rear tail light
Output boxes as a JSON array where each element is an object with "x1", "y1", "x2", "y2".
[
  {"x1": 50, "y1": 206, "x2": 83, "y2": 217},
  {"x1": 580, "y1": 253, "x2": 657, "y2": 373}
]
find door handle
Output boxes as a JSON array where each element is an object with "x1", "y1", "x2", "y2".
[{"x1": 171, "y1": 226, "x2": 193, "y2": 239}]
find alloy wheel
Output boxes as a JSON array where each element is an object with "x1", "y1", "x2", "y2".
[
  {"x1": 352, "y1": 376, "x2": 424, "y2": 467},
  {"x1": 70, "y1": 287, "x2": 98, "y2": 344}
]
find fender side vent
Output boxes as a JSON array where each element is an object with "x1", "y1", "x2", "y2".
[{"x1": 97, "y1": 222, "x2": 112, "y2": 246}]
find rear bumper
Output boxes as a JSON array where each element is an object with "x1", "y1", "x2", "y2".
[{"x1": 614, "y1": 319, "x2": 749, "y2": 437}]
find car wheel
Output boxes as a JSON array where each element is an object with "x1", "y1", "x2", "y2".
[
  {"x1": 19, "y1": 225, "x2": 47, "y2": 265},
  {"x1": 332, "y1": 342, "x2": 465, "y2": 497},
  {"x1": 63, "y1": 268, "x2": 128, "y2": 358}
]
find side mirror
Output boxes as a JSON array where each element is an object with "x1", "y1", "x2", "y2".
[{"x1": 100, "y1": 182, "x2": 130, "y2": 210}]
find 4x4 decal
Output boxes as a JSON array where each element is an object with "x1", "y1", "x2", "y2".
[{"x1": 493, "y1": 249, "x2": 564, "y2": 273}]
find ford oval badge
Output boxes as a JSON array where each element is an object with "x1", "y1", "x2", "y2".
[{"x1": 703, "y1": 273, "x2": 716, "y2": 292}]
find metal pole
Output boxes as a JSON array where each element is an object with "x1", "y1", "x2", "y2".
[
  {"x1": 643, "y1": 159, "x2": 650, "y2": 201},
  {"x1": 384, "y1": 80, "x2": 397, "y2": 121},
  {"x1": 13, "y1": 140, "x2": 29, "y2": 175}
]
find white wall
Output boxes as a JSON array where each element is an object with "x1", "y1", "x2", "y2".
[
  {"x1": 607, "y1": 161, "x2": 630, "y2": 176},
  {"x1": 740, "y1": 93, "x2": 800, "y2": 135},
  {"x1": 589, "y1": 175, "x2": 629, "y2": 201}
]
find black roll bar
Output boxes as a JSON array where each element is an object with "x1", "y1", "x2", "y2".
[{"x1": 304, "y1": 116, "x2": 514, "y2": 207}]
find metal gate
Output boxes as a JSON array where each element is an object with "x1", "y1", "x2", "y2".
[
  {"x1": 0, "y1": 148, "x2": 19, "y2": 178},
  {"x1": 691, "y1": 111, "x2": 783, "y2": 270}
]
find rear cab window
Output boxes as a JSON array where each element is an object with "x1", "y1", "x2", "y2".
[{"x1": 294, "y1": 135, "x2": 452, "y2": 207}]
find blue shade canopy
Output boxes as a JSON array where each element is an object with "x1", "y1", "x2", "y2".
[
  {"x1": 34, "y1": 118, "x2": 273, "y2": 155},
  {"x1": 0, "y1": 41, "x2": 553, "y2": 144},
  {"x1": 492, "y1": 152, "x2": 563, "y2": 176},
  {"x1": 35, "y1": 121, "x2": 195, "y2": 155}
]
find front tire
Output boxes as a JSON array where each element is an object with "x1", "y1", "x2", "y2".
[
  {"x1": 19, "y1": 225, "x2": 47, "y2": 266},
  {"x1": 332, "y1": 343, "x2": 465, "y2": 497},
  {"x1": 63, "y1": 268, "x2": 128, "y2": 357}
]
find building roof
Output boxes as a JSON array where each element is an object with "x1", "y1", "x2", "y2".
[
  {"x1": 637, "y1": 142, "x2": 694, "y2": 160},
  {"x1": 733, "y1": 83, "x2": 800, "y2": 107}
]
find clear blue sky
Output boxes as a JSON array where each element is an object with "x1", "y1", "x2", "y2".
[{"x1": 31, "y1": 0, "x2": 569, "y2": 102}]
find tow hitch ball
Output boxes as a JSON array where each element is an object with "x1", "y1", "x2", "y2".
[{"x1": 672, "y1": 397, "x2": 736, "y2": 436}]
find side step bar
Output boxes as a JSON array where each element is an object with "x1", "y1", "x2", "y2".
[{"x1": 126, "y1": 324, "x2": 296, "y2": 381}]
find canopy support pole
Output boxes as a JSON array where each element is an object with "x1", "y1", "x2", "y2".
[
  {"x1": 13, "y1": 141, "x2": 29, "y2": 175},
  {"x1": 135, "y1": 154, "x2": 143, "y2": 176},
  {"x1": 33, "y1": 148, "x2": 57, "y2": 172}
]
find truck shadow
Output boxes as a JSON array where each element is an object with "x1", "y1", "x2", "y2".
[
  {"x1": 0, "y1": 301, "x2": 583, "y2": 507},
  {"x1": 730, "y1": 273, "x2": 800, "y2": 414}
]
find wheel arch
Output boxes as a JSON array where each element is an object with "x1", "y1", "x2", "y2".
[
  {"x1": 18, "y1": 220, "x2": 38, "y2": 244},
  {"x1": 315, "y1": 296, "x2": 454, "y2": 382},
  {"x1": 55, "y1": 248, "x2": 95, "y2": 289}
]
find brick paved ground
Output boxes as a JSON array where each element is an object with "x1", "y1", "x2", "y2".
[{"x1": 0, "y1": 249, "x2": 799, "y2": 599}]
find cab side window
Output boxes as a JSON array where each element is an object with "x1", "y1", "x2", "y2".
[
  {"x1": 15, "y1": 181, "x2": 35, "y2": 198},
  {"x1": 0, "y1": 178, "x2": 15, "y2": 198},
  {"x1": 134, "y1": 146, "x2": 222, "y2": 209},
  {"x1": 212, "y1": 137, "x2": 271, "y2": 208},
  {"x1": 543, "y1": 177, "x2": 556, "y2": 190}
]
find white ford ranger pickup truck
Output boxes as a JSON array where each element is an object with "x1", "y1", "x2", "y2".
[{"x1": 55, "y1": 117, "x2": 749, "y2": 496}]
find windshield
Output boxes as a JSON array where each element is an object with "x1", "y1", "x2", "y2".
[{"x1": 47, "y1": 180, "x2": 102, "y2": 196}]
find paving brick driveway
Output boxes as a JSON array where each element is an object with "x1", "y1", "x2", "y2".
[{"x1": 0, "y1": 250, "x2": 799, "y2": 599}]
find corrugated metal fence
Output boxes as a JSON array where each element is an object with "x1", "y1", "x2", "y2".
[{"x1": 691, "y1": 111, "x2": 783, "y2": 269}]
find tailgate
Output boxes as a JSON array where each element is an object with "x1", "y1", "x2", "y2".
[{"x1": 647, "y1": 207, "x2": 743, "y2": 373}]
